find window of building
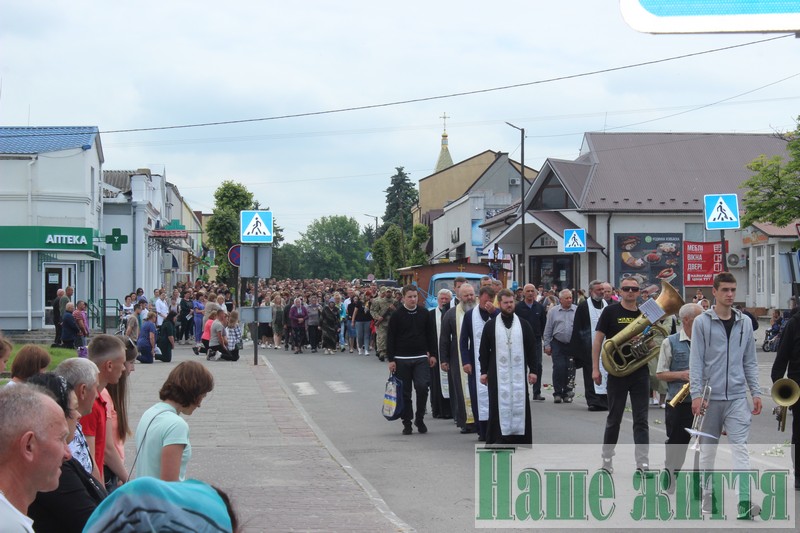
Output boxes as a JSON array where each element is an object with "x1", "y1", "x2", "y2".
[
  {"x1": 531, "y1": 173, "x2": 576, "y2": 210},
  {"x1": 768, "y1": 244, "x2": 776, "y2": 295}
]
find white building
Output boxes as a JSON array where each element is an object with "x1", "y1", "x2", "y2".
[
  {"x1": 0, "y1": 126, "x2": 104, "y2": 331},
  {"x1": 102, "y1": 169, "x2": 203, "y2": 306},
  {"x1": 484, "y1": 132, "x2": 796, "y2": 306}
]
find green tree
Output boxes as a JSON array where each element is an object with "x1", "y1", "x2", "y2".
[
  {"x1": 272, "y1": 242, "x2": 306, "y2": 279},
  {"x1": 372, "y1": 237, "x2": 390, "y2": 278},
  {"x1": 379, "y1": 224, "x2": 406, "y2": 275},
  {"x1": 296, "y1": 216, "x2": 366, "y2": 279},
  {"x1": 740, "y1": 120, "x2": 800, "y2": 228},
  {"x1": 205, "y1": 181, "x2": 255, "y2": 284},
  {"x1": 407, "y1": 223, "x2": 429, "y2": 266},
  {"x1": 381, "y1": 167, "x2": 418, "y2": 237}
]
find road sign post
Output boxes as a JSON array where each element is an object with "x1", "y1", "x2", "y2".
[
  {"x1": 621, "y1": 0, "x2": 800, "y2": 33},
  {"x1": 240, "y1": 210, "x2": 274, "y2": 244},
  {"x1": 563, "y1": 229, "x2": 587, "y2": 253},
  {"x1": 704, "y1": 194, "x2": 740, "y2": 273},
  {"x1": 228, "y1": 245, "x2": 241, "y2": 267}
]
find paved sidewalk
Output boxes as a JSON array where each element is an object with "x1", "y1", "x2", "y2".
[{"x1": 125, "y1": 342, "x2": 410, "y2": 532}]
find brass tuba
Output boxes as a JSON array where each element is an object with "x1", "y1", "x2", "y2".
[
  {"x1": 771, "y1": 378, "x2": 800, "y2": 432},
  {"x1": 601, "y1": 280, "x2": 684, "y2": 377}
]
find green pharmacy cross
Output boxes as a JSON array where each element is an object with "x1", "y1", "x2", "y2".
[{"x1": 105, "y1": 228, "x2": 129, "y2": 251}]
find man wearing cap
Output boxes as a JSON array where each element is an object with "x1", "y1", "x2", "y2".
[{"x1": 370, "y1": 287, "x2": 396, "y2": 362}]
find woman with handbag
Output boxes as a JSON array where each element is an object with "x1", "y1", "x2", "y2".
[{"x1": 133, "y1": 361, "x2": 214, "y2": 481}]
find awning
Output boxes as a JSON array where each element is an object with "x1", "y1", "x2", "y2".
[
  {"x1": 485, "y1": 211, "x2": 603, "y2": 251},
  {"x1": 39, "y1": 251, "x2": 100, "y2": 262},
  {"x1": 531, "y1": 211, "x2": 603, "y2": 250}
]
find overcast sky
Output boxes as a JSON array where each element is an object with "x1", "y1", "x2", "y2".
[{"x1": 2, "y1": 1, "x2": 798, "y2": 242}]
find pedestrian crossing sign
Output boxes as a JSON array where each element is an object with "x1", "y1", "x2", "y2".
[
  {"x1": 703, "y1": 194, "x2": 740, "y2": 231},
  {"x1": 563, "y1": 228, "x2": 586, "y2": 253},
  {"x1": 240, "y1": 210, "x2": 273, "y2": 243}
]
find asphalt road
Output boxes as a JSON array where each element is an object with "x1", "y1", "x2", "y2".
[{"x1": 264, "y1": 343, "x2": 796, "y2": 532}]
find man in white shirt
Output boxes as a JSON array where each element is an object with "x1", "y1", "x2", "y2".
[
  {"x1": 0, "y1": 385, "x2": 71, "y2": 531},
  {"x1": 155, "y1": 289, "x2": 170, "y2": 328}
]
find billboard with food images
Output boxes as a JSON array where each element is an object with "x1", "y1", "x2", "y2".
[{"x1": 614, "y1": 233, "x2": 683, "y2": 296}]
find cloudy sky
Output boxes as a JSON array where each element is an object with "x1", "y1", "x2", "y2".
[{"x1": 2, "y1": 1, "x2": 798, "y2": 242}]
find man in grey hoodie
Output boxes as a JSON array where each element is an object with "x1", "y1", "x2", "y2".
[{"x1": 689, "y1": 272, "x2": 762, "y2": 515}]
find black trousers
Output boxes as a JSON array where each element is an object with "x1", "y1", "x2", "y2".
[
  {"x1": 665, "y1": 401, "x2": 693, "y2": 474},
  {"x1": 395, "y1": 357, "x2": 430, "y2": 423},
  {"x1": 531, "y1": 336, "x2": 543, "y2": 396},
  {"x1": 307, "y1": 325, "x2": 319, "y2": 349},
  {"x1": 602, "y1": 366, "x2": 650, "y2": 465},
  {"x1": 581, "y1": 364, "x2": 608, "y2": 409},
  {"x1": 53, "y1": 320, "x2": 62, "y2": 345}
]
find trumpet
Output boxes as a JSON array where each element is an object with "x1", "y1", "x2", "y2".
[
  {"x1": 601, "y1": 280, "x2": 684, "y2": 377},
  {"x1": 771, "y1": 378, "x2": 800, "y2": 432},
  {"x1": 685, "y1": 381, "x2": 716, "y2": 448},
  {"x1": 668, "y1": 382, "x2": 691, "y2": 408}
]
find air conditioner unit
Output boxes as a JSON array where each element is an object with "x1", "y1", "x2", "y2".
[
  {"x1": 727, "y1": 252, "x2": 747, "y2": 268},
  {"x1": 509, "y1": 177, "x2": 521, "y2": 186}
]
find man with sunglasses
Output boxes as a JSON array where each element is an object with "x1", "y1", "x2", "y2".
[{"x1": 592, "y1": 277, "x2": 650, "y2": 473}]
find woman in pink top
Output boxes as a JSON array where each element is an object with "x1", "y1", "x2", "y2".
[
  {"x1": 192, "y1": 309, "x2": 218, "y2": 356},
  {"x1": 102, "y1": 336, "x2": 137, "y2": 492}
]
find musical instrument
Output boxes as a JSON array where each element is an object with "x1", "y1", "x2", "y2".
[
  {"x1": 601, "y1": 280, "x2": 684, "y2": 377},
  {"x1": 685, "y1": 381, "x2": 716, "y2": 446},
  {"x1": 771, "y1": 378, "x2": 800, "y2": 432},
  {"x1": 668, "y1": 382, "x2": 691, "y2": 408}
]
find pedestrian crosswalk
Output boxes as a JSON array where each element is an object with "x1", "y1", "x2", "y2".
[{"x1": 293, "y1": 381, "x2": 352, "y2": 396}]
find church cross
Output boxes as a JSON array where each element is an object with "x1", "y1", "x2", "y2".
[{"x1": 440, "y1": 112, "x2": 450, "y2": 131}]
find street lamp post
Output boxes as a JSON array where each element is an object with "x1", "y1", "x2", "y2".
[
  {"x1": 364, "y1": 214, "x2": 380, "y2": 236},
  {"x1": 506, "y1": 122, "x2": 526, "y2": 285}
]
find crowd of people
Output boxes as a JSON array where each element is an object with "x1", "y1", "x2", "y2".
[
  {"x1": 0, "y1": 332, "x2": 235, "y2": 532},
  {"x1": 2, "y1": 270, "x2": 798, "y2": 530}
]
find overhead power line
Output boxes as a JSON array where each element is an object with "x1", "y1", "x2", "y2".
[{"x1": 0, "y1": 34, "x2": 791, "y2": 139}]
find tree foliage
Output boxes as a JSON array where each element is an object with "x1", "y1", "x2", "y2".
[
  {"x1": 296, "y1": 216, "x2": 366, "y2": 279},
  {"x1": 381, "y1": 167, "x2": 418, "y2": 237},
  {"x1": 205, "y1": 181, "x2": 257, "y2": 284},
  {"x1": 740, "y1": 119, "x2": 800, "y2": 228},
  {"x1": 371, "y1": 237, "x2": 390, "y2": 278},
  {"x1": 407, "y1": 223, "x2": 429, "y2": 266},
  {"x1": 272, "y1": 242, "x2": 306, "y2": 279}
]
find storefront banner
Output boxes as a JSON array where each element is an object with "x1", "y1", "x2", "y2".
[
  {"x1": 0, "y1": 226, "x2": 94, "y2": 251},
  {"x1": 683, "y1": 240, "x2": 728, "y2": 287},
  {"x1": 614, "y1": 233, "x2": 683, "y2": 295}
]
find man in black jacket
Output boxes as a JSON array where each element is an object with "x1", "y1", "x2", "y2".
[
  {"x1": 515, "y1": 284, "x2": 546, "y2": 401},
  {"x1": 387, "y1": 285, "x2": 437, "y2": 435},
  {"x1": 771, "y1": 310, "x2": 800, "y2": 490},
  {"x1": 570, "y1": 280, "x2": 609, "y2": 411}
]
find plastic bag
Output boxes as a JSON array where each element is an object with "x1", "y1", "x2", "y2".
[{"x1": 382, "y1": 373, "x2": 404, "y2": 421}]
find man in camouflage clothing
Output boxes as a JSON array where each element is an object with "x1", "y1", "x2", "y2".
[{"x1": 370, "y1": 287, "x2": 397, "y2": 362}]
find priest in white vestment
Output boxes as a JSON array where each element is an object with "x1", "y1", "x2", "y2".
[{"x1": 479, "y1": 289, "x2": 537, "y2": 445}]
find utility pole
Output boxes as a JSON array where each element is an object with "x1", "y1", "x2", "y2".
[{"x1": 506, "y1": 122, "x2": 526, "y2": 285}]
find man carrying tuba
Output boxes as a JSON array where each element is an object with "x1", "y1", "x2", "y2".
[
  {"x1": 689, "y1": 272, "x2": 762, "y2": 514},
  {"x1": 592, "y1": 277, "x2": 650, "y2": 473},
  {"x1": 771, "y1": 304, "x2": 800, "y2": 491}
]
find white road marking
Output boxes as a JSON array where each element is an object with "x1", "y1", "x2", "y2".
[
  {"x1": 325, "y1": 381, "x2": 352, "y2": 394},
  {"x1": 293, "y1": 382, "x2": 318, "y2": 396}
]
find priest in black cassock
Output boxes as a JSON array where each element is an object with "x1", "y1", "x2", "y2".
[
  {"x1": 479, "y1": 288, "x2": 537, "y2": 445},
  {"x1": 428, "y1": 289, "x2": 452, "y2": 419}
]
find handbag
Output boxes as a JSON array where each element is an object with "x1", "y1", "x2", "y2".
[{"x1": 382, "y1": 373, "x2": 404, "y2": 421}]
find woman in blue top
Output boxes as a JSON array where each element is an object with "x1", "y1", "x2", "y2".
[
  {"x1": 133, "y1": 361, "x2": 214, "y2": 481},
  {"x1": 193, "y1": 294, "x2": 207, "y2": 346},
  {"x1": 137, "y1": 312, "x2": 157, "y2": 364}
]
